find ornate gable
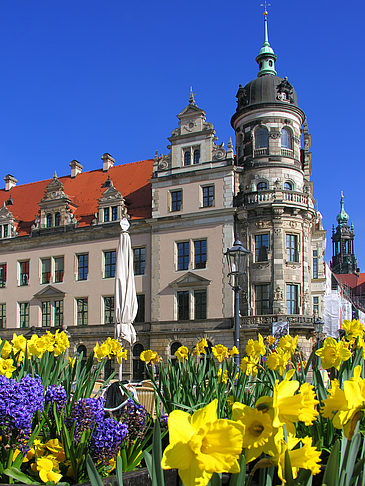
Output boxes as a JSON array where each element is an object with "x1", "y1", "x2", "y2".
[
  {"x1": 94, "y1": 177, "x2": 128, "y2": 224},
  {"x1": 0, "y1": 203, "x2": 17, "y2": 238},
  {"x1": 32, "y1": 172, "x2": 77, "y2": 230},
  {"x1": 34, "y1": 285, "x2": 66, "y2": 299}
]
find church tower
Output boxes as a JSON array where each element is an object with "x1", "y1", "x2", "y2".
[
  {"x1": 331, "y1": 193, "x2": 358, "y2": 274},
  {"x1": 231, "y1": 11, "x2": 326, "y2": 326}
]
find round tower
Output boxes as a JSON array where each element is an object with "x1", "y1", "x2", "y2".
[{"x1": 232, "y1": 11, "x2": 318, "y2": 328}]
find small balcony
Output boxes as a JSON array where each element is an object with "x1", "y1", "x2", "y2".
[{"x1": 240, "y1": 314, "x2": 315, "y2": 329}]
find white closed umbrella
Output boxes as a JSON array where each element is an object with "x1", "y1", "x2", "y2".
[{"x1": 115, "y1": 218, "x2": 138, "y2": 380}]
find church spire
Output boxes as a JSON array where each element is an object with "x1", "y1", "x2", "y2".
[
  {"x1": 256, "y1": 8, "x2": 277, "y2": 77},
  {"x1": 336, "y1": 191, "x2": 350, "y2": 225}
]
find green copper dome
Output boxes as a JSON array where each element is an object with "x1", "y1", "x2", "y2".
[{"x1": 336, "y1": 192, "x2": 350, "y2": 225}]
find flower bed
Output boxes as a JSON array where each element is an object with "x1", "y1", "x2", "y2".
[{"x1": 1, "y1": 320, "x2": 365, "y2": 486}]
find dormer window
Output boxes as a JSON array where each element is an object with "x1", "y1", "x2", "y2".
[
  {"x1": 284, "y1": 181, "x2": 293, "y2": 191},
  {"x1": 96, "y1": 178, "x2": 127, "y2": 225},
  {"x1": 183, "y1": 145, "x2": 201, "y2": 167},
  {"x1": 0, "y1": 225, "x2": 8, "y2": 238},
  {"x1": 193, "y1": 149, "x2": 200, "y2": 164},
  {"x1": 55, "y1": 212, "x2": 61, "y2": 226},
  {"x1": 184, "y1": 151, "x2": 191, "y2": 166},
  {"x1": 46, "y1": 214, "x2": 53, "y2": 228},
  {"x1": 0, "y1": 204, "x2": 17, "y2": 238}
]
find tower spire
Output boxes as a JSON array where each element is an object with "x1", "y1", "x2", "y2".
[
  {"x1": 256, "y1": 7, "x2": 277, "y2": 77},
  {"x1": 189, "y1": 86, "x2": 196, "y2": 105},
  {"x1": 336, "y1": 191, "x2": 350, "y2": 225}
]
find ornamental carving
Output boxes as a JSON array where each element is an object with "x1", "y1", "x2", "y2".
[
  {"x1": 274, "y1": 286, "x2": 283, "y2": 301},
  {"x1": 253, "y1": 262, "x2": 270, "y2": 270},
  {"x1": 236, "y1": 85, "x2": 248, "y2": 109},
  {"x1": 273, "y1": 207, "x2": 284, "y2": 219},
  {"x1": 158, "y1": 153, "x2": 171, "y2": 170},
  {"x1": 212, "y1": 142, "x2": 227, "y2": 160},
  {"x1": 276, "y1": 77, "x2": 294, "y2": 104},
  {"x1": 269, "y1": 130, "x2": 280, "y2": 139}
]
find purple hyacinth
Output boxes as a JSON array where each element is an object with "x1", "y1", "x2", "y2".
[
  {"x1": 45, "y1": 384, "x2": 67, "y2": 411},
  {"x1": 0, "y1": 374, "x2": 44, "y2": 446},
  {"x1": 66, "y1": 396, "x2": 105, "y2": 442},
  {"x1": 118, "y1": 398, "x2": 148, "y2": 442},
  {"x1": 90, "y1": 418, "x2": 128, "y2": 464}
]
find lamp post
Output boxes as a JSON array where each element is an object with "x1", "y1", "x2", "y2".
[
  {"x1": 225, "y1": 240, "x2": 251, "y2": 365},
  {"x1": 314, "y1": 314, "x2": 324, "y2": 349}
]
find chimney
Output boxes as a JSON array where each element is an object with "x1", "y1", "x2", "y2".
[
  {"x1": 4, "y1": 174, "x2": 17, "y2": 191},
  {"x1": 102, "y1": 153, "x2": 115, "y2": 172},
  {"x1": 69, "y1": 160, "x2": 83, "y2": 178}
]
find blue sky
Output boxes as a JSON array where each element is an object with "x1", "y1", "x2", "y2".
[{"x1": 0, "y1": 0, "x2": 364, "y2": 268}]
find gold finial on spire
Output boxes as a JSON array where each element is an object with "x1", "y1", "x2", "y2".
[{"x1": 260, "y1": 0, "x2": 271, "y2": 16}]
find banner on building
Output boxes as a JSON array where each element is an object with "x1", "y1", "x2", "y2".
[{"x1": 272, "y1": 321, "x2": 289, "y2": 342}]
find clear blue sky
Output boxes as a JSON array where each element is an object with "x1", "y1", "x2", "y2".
[{"x1": 0, "y1": 0, "x2": 364, "y2": 268}]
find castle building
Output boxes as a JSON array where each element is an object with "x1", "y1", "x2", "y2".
[{"x1": 0, "y1": 13, "x2": 326, "y2": 378}]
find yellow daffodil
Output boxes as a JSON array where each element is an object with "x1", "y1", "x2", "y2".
[
  {"x1": 0, "y1": 357, "x2": 16, "y2": 378},
  {"x1": 195, "y1": 338, "x2": 208, "y2": 355},
  {"x1": 212, "y1": 344, "x2": 229, "y2": 362},
  {"x1": 116, "y1": 348, "x2": 128, "y2": 364},
  {"x1": 240, "y1": 356, "x2": 259, "y2": 377},
  {"x1": 33, "y1": 457, "x2": 63, "y2": 484},
  {"x1": 175, "y1": 346, "x2": 189, "y2": 360},
  {"x1": 161, "y1": 399, "x2": 243, "y2": 486},
  {"x1": 11, "y1": 333, "x2": 27, "y2": 354},
  {"x1": 45, "y1": 439, "x2": 66, "y2": 462},
  {"x1": 258, "y1": 370, "x2": 319, "y2": 432},
  {"x1": 266, "y1": 349, "x2": 290, "y2": 375},
  {"x1": 277, "y1": 335, "x2": 298, "y2": 355},
  {"x1": 140, "y1": 349, "x2": 158, "y2": 364},
  {"x1": 322, "y1": 365, "x2": 365, "y2": 439},
  {"x1": 93, "y1": 341, "x2": 110, "y2": 361},
  {"x1": 315, "y1": 337, "x2": 351, "y2": 370},
  {"x1": 245, "y1": 334, "x2": 266, "y2": 359},
  {"x1": 229, "y1": 346, "x2": 239, "y2": 357},
  {"x1": 232, "y1": 403, "x2": 273, "y2": 449},
  {"x1": 274, "y1": 435, "x2": 321, "y2": 483},
  {"x1": 27, "y1": 335, "x2": 47, "y2": 358},
  {"x1": 342, "y1": 319, "x2": 364, "y2": 343},
  {"x1": 266, "y1": 335, "x2": 277, "y2": 346},
  {"x1": 217, "y1": 368, "x2": 229, "y2": 384},
  {"x1": 0, "y1": 339, "x2": 12, "y2": 358}
]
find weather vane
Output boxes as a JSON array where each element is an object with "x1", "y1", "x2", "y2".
[{"x1": 260, "y1": 0, "x2": 271, "y2": 16}]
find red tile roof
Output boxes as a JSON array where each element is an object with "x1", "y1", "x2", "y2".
[
  {"x1": 0, "y1": 159, "x2": 154, "y2": 236},
  {"x1": 335, "y1": 273, "x2": 365, "y2": 292}
]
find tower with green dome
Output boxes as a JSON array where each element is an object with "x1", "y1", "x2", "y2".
[{"x1": 331, "y1": 193, "x2": 358, "y2": 274}]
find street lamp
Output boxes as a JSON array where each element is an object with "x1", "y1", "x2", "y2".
[
  {"x1": 225, "y1": 240, "x2": 251, "y2": 365},
  {"x1": 313, "y1": 314, "x2": 324, "y2": 349}
]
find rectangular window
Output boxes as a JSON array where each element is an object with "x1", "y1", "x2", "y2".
[
  {"x1": 103, "y1": 296, "x2": 114, "y2": 324},
  {"x1": 2, "y1": 225, "x2": 8, "y2": 238},
  {"x1": 19, "y1": 302, "x2": 29, "y2": 328},
  {"x1": 77, "y1": 254, "x2": 88, "y2": 281},
  {"x1": 313, "y1": 250, "x2": 318, "y2": 279},
  {"x1": 286, "y1": 235, "x2": 299, "y2": 262},
  {"x1": 76, "y1": 298, "x2": 88, "y2": 325},
  {"x1": 111, "y1": 206, "x2": 118, "y2": 221},
  {"x1": 41, "y1": 301, "x2": 51, "y2": 327},
  {"x1": 255, "y1": 234, "x2": 269, "y2": 262},
  {"x1": 133, "y1": 248, "x2": 146, "y2": 276},
  {"x1": 286, "y1": 284, "x2": 299, "y2": 314},
  {"x1": 0, "y1": 264, "x2": 6, "y2": 288},
  {"x1": 19, "y1": 260, "x2": 30, "y2": 286},
  {"x1": 54, "y1": 257, "x2": 64, "y2": 283},
  {"x1": 194, "y1": 240, "x2": 207, "y2": 269},
  {"x1": 313, "y1": 296, "x2": 319, "y2": 316},
  {"x1": 135, "y1": 294, "x2": 145, "y2": 322},
  {"x1": 202, "y1": 186, "x2": 214, "y2": 207},
  {"x1": 255, "y1": 284, "x2": 271, "y2": 315},
  {"x1": 171, "y1": 190, "x2": 182, "y2": 212},
  {"x1": 104, "y1": 207, "x2": 110, "y2": 222},
  {"x1": 177, "y1": 242, "x2": 190, "y2": 271},
  {"x1": 0, "y1": 304, "x2": 6, "y2": 328},
  {"x1": 41, "y1": 258, "x2": 51, "y2": 284},
  {"x1": 54, "y1": 300, "x2": 64, "y2": 327},
  {"x1": 177, "y1": 291, "x2": 189, "y2": 320},
  {"x1": 104, "y1": 250, "x2": 116, "y2": 278},
  {"x1": 194, "y1": 290, "x2": 207, "y2": 319}
]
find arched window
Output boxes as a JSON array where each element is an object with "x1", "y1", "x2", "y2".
[
  {"x1": 281, "y1": 128, "x2": 292, "y2": 149},
  {"x1": 133, "y1": 343, "x2": 145, "y2": 382},
  {"x1": 46, "y1": 214, "x2": 53, "y2": 228},
  {"x1": 170, "y1": 341, "x2": 182, "y2": 356},
  {"x1": 184, "y1": 151, "x2": 191, "y2": 166},
  {"x1": 77, "y1": 344, "x2": 87, "y2": 370},
  {"x1": 193, "y1": 149, "x2": 200, "y2": 164},
  {"x1": 257, "y1": 182, "x2": 268, "y2": 191},
  {"x1": 255, "y1": 127, "x2": 269, "y2": 149},
  {"x1": 54, "y1": 212, "x2": 61, "y2": 226},
  {"x1": 284, "y1": 181, "x2": 293, "y2": 191}
]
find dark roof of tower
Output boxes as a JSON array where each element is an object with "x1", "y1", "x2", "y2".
[{"x1": 239, "y1": 75, "x2": 298, "y2": 109}]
